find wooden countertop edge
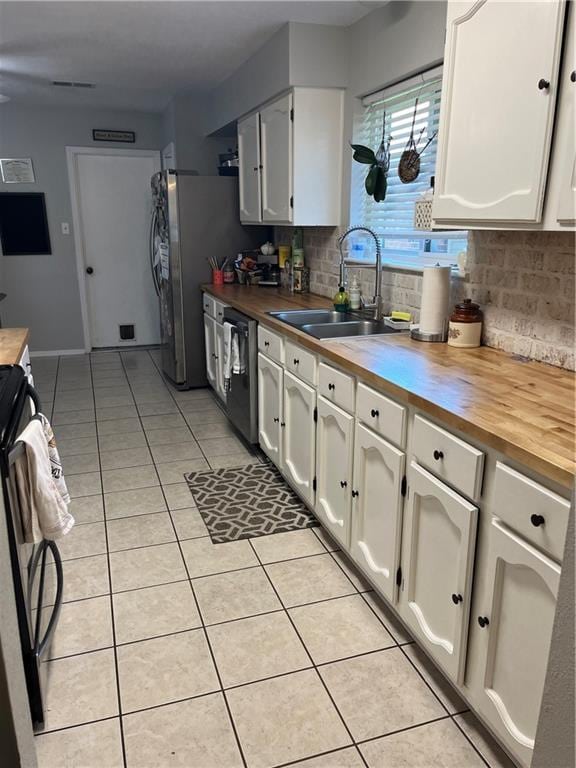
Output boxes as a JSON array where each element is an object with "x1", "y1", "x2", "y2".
[
  {"x1": 203, "y1": 286, "x2": 574, "y2": 489},
  {"x1": 0, "y1": 328, "x2": 29, "y2": 366}
]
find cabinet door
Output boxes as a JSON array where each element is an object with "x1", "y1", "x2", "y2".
[
  {"x1": 350, "y1": 424, "x2": 405, "y2": 604},
  {"x1": 555, "y1": 8, "x2": 576, "y2": 225},
  {"x1": 203, "y1": 315, "x2": 216, "y2": 390},
  {"x1": 257, "y1": 353, "x2": 283, "y2": 466},
  {"x1": 433, "y1": 0, "x2": 565, "y2": 224},
  {"x1": 473, "y1": 520, "x2": 560, "y2": 767},
  {"x1": 315, "y1": 397, "x2": 354, "y2": 549},
  {"x1": 238, "y1": 112, "x2": 261, "y2": 222},
  {"x1": 282, "y1": 370, "x2": 315, "y2": 506},
  {"x1": 401, "y1": 461, "x2": 478, "y2": 683},
  {"x1": 214, "y1": 322, "x2": 226, "y2": 402},
  {"x1": 260, "y1": 93, "x2": 293, "y2": 223}
]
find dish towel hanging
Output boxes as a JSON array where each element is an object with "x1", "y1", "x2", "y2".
[
  {"x1": 223, "y1": 321, "x2": 233, "y2": 392},
  {"x1": 14, "y1": 414, "x2": 74, "y2": 543}
]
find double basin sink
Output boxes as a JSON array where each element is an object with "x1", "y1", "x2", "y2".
[{"x1": 268, "y1": 309, "x2": 405, "y2": 340}]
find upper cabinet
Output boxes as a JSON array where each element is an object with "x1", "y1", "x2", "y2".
[
  {"x1": 237, "y1": 87, "x2": 344, "y2": 226},
  {"x1": 433, "y1": 0, "x2": 570, "y2": 228}
]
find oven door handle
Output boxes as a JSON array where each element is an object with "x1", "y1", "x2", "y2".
[
  {"x1": 26, "y1": 381, "x2": 42, "y2": 414},
  {"x1": 28, "y1": 540, "x2": 64, "y2": 659}
]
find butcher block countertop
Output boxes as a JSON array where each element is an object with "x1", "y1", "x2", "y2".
[
  {"x1": 0, "y1": 328, "x2": 29, "y2": 366},
  {"x1": 204, "y1": 285, "x2": 575, "y2": 489}
]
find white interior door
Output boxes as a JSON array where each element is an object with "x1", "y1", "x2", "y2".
[{"x1": 74, "y1": 150, "x2": 160, "y2": 348}]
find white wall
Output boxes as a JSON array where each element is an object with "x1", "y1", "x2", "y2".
[
  {"x1": 288, "y1": 22, "x2": 349, "y2": 89},
  {"x1": 0, "y1": 103, "x2": 162, "y2": 352}
]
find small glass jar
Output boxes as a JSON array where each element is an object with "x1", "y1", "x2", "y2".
[{"x1": 448, "y1": 298, "x2": 483, "y2": 348}]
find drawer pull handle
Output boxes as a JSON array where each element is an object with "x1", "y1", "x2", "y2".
[
  {"x1": 264, "y1": 341, "x2": 270, "y2": 347},
  {"x1": 328, "y1": 383, "x2": 335, "y2": 391},
  {"x1": 273, "y1": 417, "x2": 279, "y2": 423},
  {"x1": 293, "y1": 358, "x2": 300, "y2": 366},
  {"x1": 531, "y1": 514, "x2": 545, "y2": 527},
  {"x1": 351, "y1": 490, "x2": 359, "y2": 498},
  {"x1": 451, "y1": 593, "x2": 463, "y2": 605},
  {"x1": 370, "y1": 408, "x2": 379, "y2": 418},
  {"x1": 537, "y1": 78, "x2": 550, "y2": 90},
  {"x1": 340, "y1": 480, "x2": 347, "y2": 488},
  {"x1": 478, "y1": 616, "x2": 490, "y2": 628},
  {"x1": 433, "y1": 450, "x2": 444, "y2": 461}
]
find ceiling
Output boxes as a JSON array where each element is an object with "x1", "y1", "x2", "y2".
[{"x1": 0, "y1": 1, "x2": 377, "y2": 112}]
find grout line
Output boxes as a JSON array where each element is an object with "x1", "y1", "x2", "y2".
[{"x1": 246, "y1": 538, "x2": 371, "y2": 768}]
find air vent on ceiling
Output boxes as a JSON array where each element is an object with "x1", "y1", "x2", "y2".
[{"x1": 52, "y1": 81, "x2": 96, "y2": 89}]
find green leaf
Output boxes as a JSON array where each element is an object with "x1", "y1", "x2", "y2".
[
  {"x1": 365, "y1": 165, "x2": 379, "y2": 195},
  {"x1": 374, "y1": 170, "x2": 387, "y2": 202},
  {"x1": 351, "y1": 143, "x2": 376, "y2": 165}
]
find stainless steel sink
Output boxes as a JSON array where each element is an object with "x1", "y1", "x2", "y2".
[
  {"x1": 269, "y1": 309, "x2": 357, "y2": 326},
  {"x1": 301, "y1": 320, "x2": 403, "y2": 339},
  {"x1": 268, "y1": 309, "x2": 405, "y2": 340}
]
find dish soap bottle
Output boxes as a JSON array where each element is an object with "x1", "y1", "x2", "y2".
[
  {"x1": 349, "y1": 276, "x2": 361, "y2": 310},
  {"x1": 333, "y1": 285, "x2": 349, "y2": 312}
]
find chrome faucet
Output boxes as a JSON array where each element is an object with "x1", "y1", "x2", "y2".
[{"x1": 337, "y1": 226, "x2": 384, "y2": 320}]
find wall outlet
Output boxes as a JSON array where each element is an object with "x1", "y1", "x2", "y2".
[{"x1": 61, "y1": 222, "x2": 70, "y2": 235}]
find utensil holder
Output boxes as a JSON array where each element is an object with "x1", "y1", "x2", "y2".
[{"x1": 212, "y1": 269, "x2": 224, "y2": 286}]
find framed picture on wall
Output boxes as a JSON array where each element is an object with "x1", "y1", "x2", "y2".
[{"x1": 0, "y1": 192, "x2": 52, "y2": 255}]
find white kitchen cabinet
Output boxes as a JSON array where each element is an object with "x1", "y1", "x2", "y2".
[
  {"x1": 237, "y1": 87, "x2": 344, "y2": 226},
  {"x1": 203, "y1": 315, "x2": 217, "y2": 390},
  {"x1": 315, "y1": 397, "x2": 354, "y2": 549},
  {"x1": 433, "y1": 0, "x2": 566, "y2": 225},
  {"x1": 350, "y1": 424, "x2": 405, "y2": 604},
  {"x1": 260, "y1": 92, "x2": 293, "y2": 223},
  {"x1": 19, "y1": 345, "x2": 33, "y2": 386},
  {"x1": 545, "y1": 4, "x2": 576, "y2": 227},
  {"x1": 282, "y1": 370, "x2": 316, "y2": 506},
  {"x1": 214, "y1": 321, "x2": 226, "y2": 402},
  {"x1": 470, "y1": 520, "x2": 561, "y2": 767},
  {"x1": 257, "y1": 352, "x2": 283, "y2": 465},
  {"x1": 401, "y1": 461, "x2": 478, "y2": 683},
  {"x1": 238, "y1": 111, "x2": 262, "y2": 223}
]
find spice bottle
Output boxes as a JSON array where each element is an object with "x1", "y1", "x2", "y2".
[{"x1": 447, "y1": 298, "x2": 483, "y2": 348}]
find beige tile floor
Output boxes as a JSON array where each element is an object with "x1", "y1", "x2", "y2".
[{"x1": 32, "y1": 349, "x2": 515, "y2": 768}]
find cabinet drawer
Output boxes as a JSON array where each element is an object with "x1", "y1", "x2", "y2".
[
  {"x1": 493, "y1": 462, "x2": 570, "y2": 562},
  {"x1": 285, "y1": 341, "x2": 317, "y2": 386},
  {"x1": 319, "y1": 363, "x2": 355, "y2": 413},
  {"x1": 202, "y1": 294, "x2": 215, "y2": 318},
  {"x1": 214, "y1": 299, "x2": 227, "y2": 324},
  {"x1": 356, "y1": 382, "x2": 406, "y2": 449},
  {"x1": 412, "y1": 415, "x2": 484, "y2": 501},
  {"x1": 258, "y1": 325, "x2": 284, "y2": 364}
]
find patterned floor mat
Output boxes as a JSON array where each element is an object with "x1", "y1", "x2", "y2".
[{"x1": 185, "y1": 461, "x2": 318, "y2": 543}]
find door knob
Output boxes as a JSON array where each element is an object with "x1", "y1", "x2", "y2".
[
  {"x1": 531, "y1": 514, "x2": 545, "y2": 527},
  {"x1": 571, "y1": 71, "x2": 576, "y2": 83},
  {"x1": 478, "y1": 616, "x2": 490, "y2": 628},
  {"x1": 351, "y1": 490, "x2": 359, "y2": 498},
  {"x1": 433, "y1": 450, "x2": 444, "y2": 461},
  {"x1": 538, "y1": 78, "x2": 550, "y2": 90},
  {"x1": 451, "y1": 593, "x2": 463, "y2": 605},
  {"x1": 340, "y1": 480, "x2": 348, "y2": 488},
  {"x1": 86, "y1": 266, "x2": 94, "y2": 275}
]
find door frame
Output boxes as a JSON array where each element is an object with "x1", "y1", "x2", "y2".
[{"x1": 66, "y1": 146, "x2": 161, "y2": 351}]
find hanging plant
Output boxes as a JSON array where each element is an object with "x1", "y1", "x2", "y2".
[
  {"x1": 398, "y1": 95, "x2": 438, "y2": 184},
  {"x1": 350, "y1": 110, "x2": 391, "y2": 203}
]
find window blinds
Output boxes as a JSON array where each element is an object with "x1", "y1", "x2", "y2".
[{"x1": 350, "y1": 73, "x2": 443, "y2": 242}]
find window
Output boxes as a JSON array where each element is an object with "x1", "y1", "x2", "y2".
[{"x1": 350, "y1": 69, "x2": 467, "y2": 268}]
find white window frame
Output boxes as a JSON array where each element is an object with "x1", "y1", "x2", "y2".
[{"x1": 350, "y1": 67, "x2": 467, "y2": 271}]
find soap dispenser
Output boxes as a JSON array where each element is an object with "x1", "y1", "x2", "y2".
[
  {"x1": 349, "y1": 276, "x2": 361, "y2": 310},
  {"x1": 333, "y1": 285, "x2": 349, "y2": 312}
]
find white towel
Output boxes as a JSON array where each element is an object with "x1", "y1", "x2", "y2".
[
  {"x1": 232, "y1": 330, "x2": 245, "y2": 375},
  {"x1": 223, "y1": 321, "x2": 233, "y2": 392},
  {"x1": 14, "y1": 415, "x2": 74, "y2": 543}
]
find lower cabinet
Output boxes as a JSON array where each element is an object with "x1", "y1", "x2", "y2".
[
  {"x1": 203, "y1": 315, "x2": 216, "y2": 390},
  {"x1": 469, "y1": 520, "x2": 561, "y2": 767},
  {"x1": 214, "y1": 321, "x2": 226, "y2": 402},
  {"x1": 257, "y1": 352, "x2": 283, "y2": 464},
  {"x1": 350, "y1": 423, "x2": 405, "y2": 604},
  {"x1": 282, "y1": 370, "x2": 316, "y2": 506},
  {"x1": 400, "y1": 461, "x2": 478, "y2": 684},
  {"x1": 315, "y1": 396, "x2": 354, "y2": 549}
]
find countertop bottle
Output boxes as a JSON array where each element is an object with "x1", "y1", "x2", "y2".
[
  {"x1": 333, "y1": 285, "x2": 349, "y2": 312},
  {"x1": 349, "y1": 276, "x2": 361, "y2": 310}
]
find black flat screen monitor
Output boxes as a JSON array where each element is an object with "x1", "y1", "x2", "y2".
[{"x1": 0, "y1": 192, "x2": 52, "y2": 255}]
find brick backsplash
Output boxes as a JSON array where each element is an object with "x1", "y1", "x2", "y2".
[{"x1": 275, "y1": 227, "x2": 575, "y2": 371}]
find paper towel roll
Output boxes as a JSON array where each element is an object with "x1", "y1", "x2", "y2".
[{"x1": 419, "y1": 265, "x2": 451, "y2": 335}]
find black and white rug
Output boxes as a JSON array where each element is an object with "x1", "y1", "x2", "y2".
[{"x1": 185, "y1": 461, "x2": 318, "y2": 544}]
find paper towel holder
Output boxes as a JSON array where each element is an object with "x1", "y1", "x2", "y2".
[{"x1": 410, "y1": 320, "x2": 449, "y2": 343}]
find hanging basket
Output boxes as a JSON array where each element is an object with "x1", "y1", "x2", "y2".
[{"x1": 398, "y1": 149, "x2": 421, "y2": 184}]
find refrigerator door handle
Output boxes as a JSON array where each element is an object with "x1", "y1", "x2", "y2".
[{"x1": 149, "y1": 209, "x2": 161, "y2": 297}]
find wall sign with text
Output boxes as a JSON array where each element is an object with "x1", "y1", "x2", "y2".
[{"x1": 92, "y1": 129, "x2": 136, "y2": 143}]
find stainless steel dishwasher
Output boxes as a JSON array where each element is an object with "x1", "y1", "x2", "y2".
[{"x1": 222, "y1": 307, "x2": 258, "y2": 444}]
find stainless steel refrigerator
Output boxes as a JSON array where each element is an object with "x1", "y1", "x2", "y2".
[{"x1": 150, "y1": 170, "x2": 264, "y2": 389}]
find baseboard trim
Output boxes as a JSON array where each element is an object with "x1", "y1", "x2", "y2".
[{"x1": 30, "y1": 349, "x2": 87, "y2": 358}]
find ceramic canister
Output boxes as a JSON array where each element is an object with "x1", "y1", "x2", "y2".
[{"x1": 448, "y1": 298, "x2": 483, "y2": 348}]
